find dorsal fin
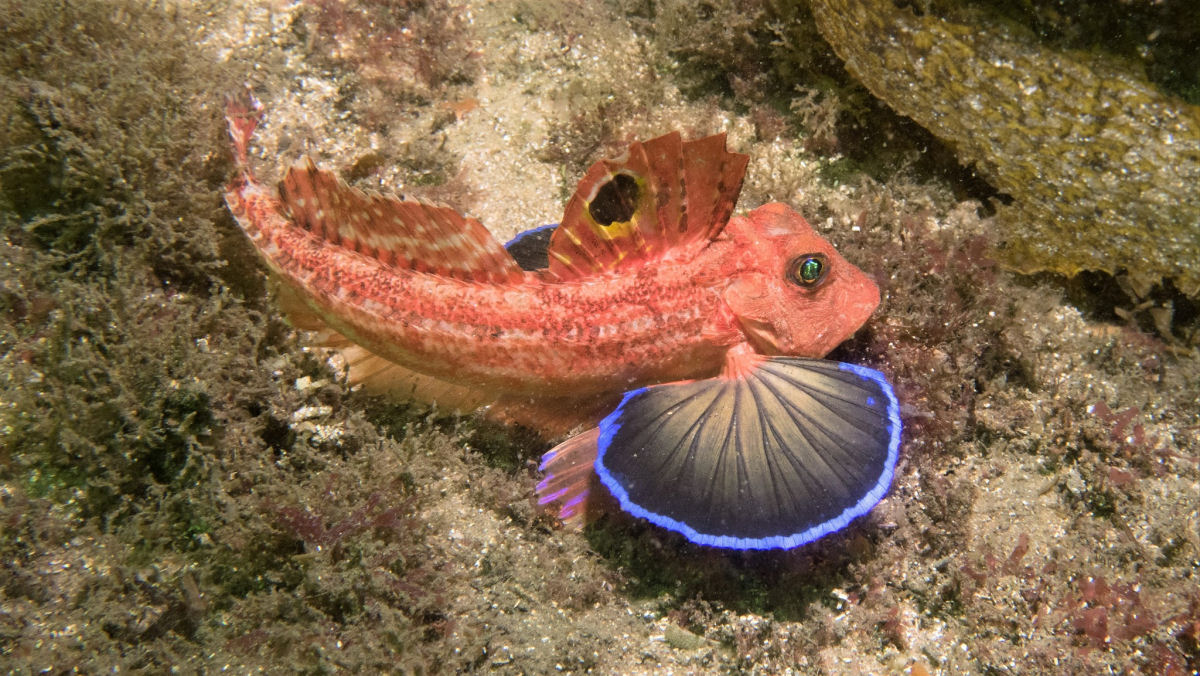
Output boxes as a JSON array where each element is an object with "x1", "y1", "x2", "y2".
[
  {"x1": 278, "y1": 159, "x2": 524, "y2": 284},
  {"x1": 546, "y1": 132, "x2": 749, "y2": 280}
]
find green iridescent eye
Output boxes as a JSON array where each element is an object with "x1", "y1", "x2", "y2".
[{"x1": 789, "y1": 254, "x2": 828, "y2": 287}]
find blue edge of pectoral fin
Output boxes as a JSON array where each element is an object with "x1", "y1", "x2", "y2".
[
  {"x1": 592, "y1": 359, "x2": 902, "y2": 551},
  {"x1": 504, "y1": 223, "x2": 558, "y2": 271}
]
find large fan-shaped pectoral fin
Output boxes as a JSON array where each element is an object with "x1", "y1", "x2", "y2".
[{"x1": 593, "y1": 358, "x2": 901, "y2": 550}]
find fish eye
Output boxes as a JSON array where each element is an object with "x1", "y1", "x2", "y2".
[{"x1": 788, "y1": 254, "x2": 828, "y2": 288}]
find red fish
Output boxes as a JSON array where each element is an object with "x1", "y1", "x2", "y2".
[{"x1": 225, "y1": 93, "x2": 900, "y2": 550}]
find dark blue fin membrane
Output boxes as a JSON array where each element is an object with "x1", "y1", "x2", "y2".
[
  {"x1": 504, "y1": 223, "x2": 558, "y2": 271},
  {"x1": 594, "y1": 358, "x2": 901, "y2": 550}
]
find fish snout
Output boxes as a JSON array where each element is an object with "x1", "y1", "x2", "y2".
[
  {"x1": 820, "y1": 270, "x2": 881, "y2": 353},
  {"x1": 848, "y1": 275, "x2": 881, "y2": 326}
]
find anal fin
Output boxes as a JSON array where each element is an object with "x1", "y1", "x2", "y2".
[
  {"x1": 326, "y1": 342, "x2": 491, "y2": 412},
  {"x1": 271, "y1": 278, "x2": 491, "y2": 412}
]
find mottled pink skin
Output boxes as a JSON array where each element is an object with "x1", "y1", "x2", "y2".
[
  {"x1": 718, "y1": 202, "x2": 880, "y2": 358},
  {"x1": 227, "y1": 156, "x2": 879, "y2": 433}
]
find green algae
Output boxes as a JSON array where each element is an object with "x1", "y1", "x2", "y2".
[
  {"x1": 810, "y1": 0, "x2": 1200, "y2": 296},
  {"x1": 0, "y1": 1, "x2": 475, "y2": 669}
]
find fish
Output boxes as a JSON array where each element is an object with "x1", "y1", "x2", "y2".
[{"x1": 224, "y1": 92, "x2": 901, "y2": 551}]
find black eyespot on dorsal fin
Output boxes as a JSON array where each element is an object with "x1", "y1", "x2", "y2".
[{"x1": 588, "y1": 173, "x2": 640, "y2": 226}]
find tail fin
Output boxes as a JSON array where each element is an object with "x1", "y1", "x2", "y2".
[{"x1": 225, "y1": 86, "x2": 264, "y2": 169}]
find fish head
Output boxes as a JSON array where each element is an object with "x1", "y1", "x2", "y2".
[{"x1": 720, "y1": 202, "x2": 880, "y2": 357}]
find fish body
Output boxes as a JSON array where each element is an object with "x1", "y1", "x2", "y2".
[
  {"x1": 231, "y1": 184, "x2": 728, "y2": 399},
  {"x1": 225, "y1": 94, "x2": 900, "y2": 550}
]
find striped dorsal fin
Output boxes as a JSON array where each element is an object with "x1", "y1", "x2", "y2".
[
  {"x1": 278, "y1": 159, "x2": 523, "y2": 284},
  {"x1": 545, "y1": 132, "x2": 748, "y2": 280}
]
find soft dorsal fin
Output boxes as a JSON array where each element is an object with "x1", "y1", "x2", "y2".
[
  {"x1": 546, "y1": 132, "x2": 749, "y2": 280},
  {"x1": 278, "y1": 159, "x2": 524, "y2": 284}
]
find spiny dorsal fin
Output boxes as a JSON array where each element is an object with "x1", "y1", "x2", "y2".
[
  {"x1": 279, "y1": 159, "x2": 524, "y2": 284},
  {"x1": 546, "y1": 132, "x2": 749, "y2": 280}
]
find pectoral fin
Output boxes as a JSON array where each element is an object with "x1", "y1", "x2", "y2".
[
  {"x1": 591, "y1": 357, "x2": 901, "y2": 550},
  {"x1": 504, "y1": 223, "x2": 558, "y2": 271}
]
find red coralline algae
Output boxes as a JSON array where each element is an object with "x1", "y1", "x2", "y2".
[
  {"x1": 1090, "y1": 401, "x2": 1200, "y2": 472},
  {"x1": 1064, "y1": 576, "x2": 1161, "y2": 653}
]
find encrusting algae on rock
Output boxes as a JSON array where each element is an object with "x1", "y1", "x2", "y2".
[{"x1": 810, "y1": 0, "x2": 1200, "y2": 296}]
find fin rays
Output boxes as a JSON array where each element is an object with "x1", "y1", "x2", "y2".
[
  {"x1": 546, "y1": 132, "x2": 749, "y2": 280},
  {"x1": 593, "y1": 358, "x2": 901, "y2": 550},
  {"x1": 754, "y1": 368, "x2": 877, "y2": 506},
  {"x1": 278, "y1": 160, "x2": 523, "y2": 284}
]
